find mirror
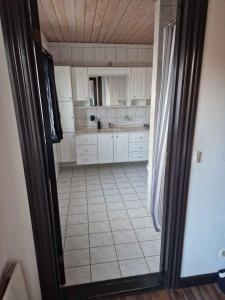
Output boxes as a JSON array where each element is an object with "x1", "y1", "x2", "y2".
[{"x1": 88, "y1": 75, "x2": 128, "y2": 107}]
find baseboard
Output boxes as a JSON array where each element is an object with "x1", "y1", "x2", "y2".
[{"x1": 178, "y1": 273, "x2": 217, "y2": 288}]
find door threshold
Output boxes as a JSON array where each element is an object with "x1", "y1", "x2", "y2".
[{"x1": 63, "y1": 273, "x2": 163, "y2": 300}]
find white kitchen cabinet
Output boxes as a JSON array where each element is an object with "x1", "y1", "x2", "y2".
[
  {"x1": 146, "y1": 67, "x2": 152, "y2": 99},
  {"x1": 71, "y1": 67, "x2": 89, "y2": 101},
  {"x1": 54, "y1": 66, "x2": 72, "y2": 99},
  {"x1": 114, "y1": 134, "x2": 128, "y2": 162},
  {"x1": 130, "y1": 68, "x2": 147, "y2": 99},
  {"x1": 59, "y1": 133, "x2": 75, "y2": 163},
  {"x1": 58, "y1": 102, "x2": 74, "y2": 132},
  {"x1": 98, "y1": 134, "x2": 114, "y2": 163}
]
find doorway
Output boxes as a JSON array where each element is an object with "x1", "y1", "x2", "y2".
[{"x1": 0, "y1": 0, "x2": 208, "y2": 298}]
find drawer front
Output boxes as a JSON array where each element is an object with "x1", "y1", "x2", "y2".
[
  {"x1": 129, "y1": 141, "x2": 149, "y2": 152},
  {"x1": 76, "y1": 144, "x2": 97, "y2": 155},
  {"x1": 77, "y1": 154, "x2": 98, "y2": 165},
  {"x1": 129, "y1": 151, "x2": 148, "y2": 162},
  {"x1": 129, "y1": 132, "x2": 149, "y2": 143},
  {"x1": 76, "y1": 134, "x2": 97, "y2": 145}
]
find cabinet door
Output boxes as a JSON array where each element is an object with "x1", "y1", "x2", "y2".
[
  {"x1": 72, "y1": 67, "x2": 89, "y2": 101},
  {"x1": 146, "y1": 67, "x2": 152, "y2": 99},
  {"x1": 114, "y1": 134, "x2": 128, "y2": 162},
  {"x1": 54, "y1": 66, "x2": 72, "y2": 99},
  {"x1": 59, "y1": 133, "x2": 75, "y2": 162},
  {"x1": 131, "y1": 68, "x2": 147, "y2": 99},
  {"x1": 98, "y1": 135, "x2": 114, "y2": 163},
  {"x1": 58, "y1": 102, "x2": 74, "y2": 132}
]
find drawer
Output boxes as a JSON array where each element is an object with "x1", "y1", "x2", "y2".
[
  {"x1": 129, "y1": 132, "x2": 149, "y2": 143},
  {"x1": 129, "y1": 151, "x2": 148, "y2": 162},
  {"x1": 76, "y1": 154, "x2": 98, "y2": 165},
  {"x1": 129, "y1": 141, "x2": 149, "y2": 152},
  {"x1": 76, "y1": 134, "x2": 97, "y2": 145},
  {"x1": 76, "y1": 144, "x2": 97, "y2": 155}
]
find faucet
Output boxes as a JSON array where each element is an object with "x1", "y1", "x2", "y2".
[{"x1": 108, "y1": 122, "x2": 113, "y2": 128}]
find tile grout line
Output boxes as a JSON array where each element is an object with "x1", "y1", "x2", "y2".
[
  {"x1": 98, "y1": 164, "x2": 123, "y2": 280},
  {"x1": 85, "y1": 165, "x2": 92, "y2": 284},
  {"x1": 113, "y1": 165, "x2": 152, "y2": 275}
]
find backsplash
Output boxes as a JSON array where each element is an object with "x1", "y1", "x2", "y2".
[
  {"x1": 75, "y1": 106, "x2": 150, "y2": 128},
  {"x1": 48, "y1": 42, "x2": 153, "y2": 67}
]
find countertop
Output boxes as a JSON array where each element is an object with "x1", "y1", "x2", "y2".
[{"x1": 76, "y1": 126, "x2": 149, "y2": 135}]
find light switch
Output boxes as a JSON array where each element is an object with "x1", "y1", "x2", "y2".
[{"x1": 195, "y1": 151, "x2": 202, "y2": 163}]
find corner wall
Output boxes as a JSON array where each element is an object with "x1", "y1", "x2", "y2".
[
  {"x1": 181, "y1": 0, "x2": 225, "y2": 276},
  {"x1": 0, "y1": 24, "x2": 41, "y2": 299}
]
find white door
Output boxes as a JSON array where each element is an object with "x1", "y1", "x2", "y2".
[
  {"x1": 59, "y1": 133, "x2": 75, "y2": 162},
  {"x1": 72, "y1": 67, "x2": 89, "y2": 101},
  {"x1": 114, "y1": 134, "x2": 128, "y2": 162},
  {"x1": 54, "y1": 66, "x2": 72, "y2": 99},
  {"x1": 131, "y1": 68, "x2": 147, "y2": 99},
  {"x1": 146, "y1": 67, "x2": 152, "y2": 99},
  {"x1": 98, "y1": 134, "x2": 114, "y2": 163},
  {"x1": 58, "y1": 102, "x2": 74, "y2": 132}
]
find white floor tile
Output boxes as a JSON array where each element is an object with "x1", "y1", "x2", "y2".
[
  {"x1": 104, "y1": 195, "x2": 123, "y2": 203},
  {"x1": 65, "y1": 265, "x2": 91, "y2": 286},
  {"x1": 103, "y1": 188, "x2": 120, "y2": 196},
  {"x1": 119, "y1": 187, "x2": 135, "y2": 195},
  {"x1": 90, "y1": 245, "x2": 117, "y2": 264},
  {"x1": 66, "y1": 224, "x2": 88, "y2": 237},
  {"x1": 64, "y1": 235, "x2": 89, "y2": 251},
  {"x1": 88, "y1": 212, "x2": 109, "y2": 222},
  {"x1": 68, "y1": 205, "x2": 87, "y2": 215},
  {"x1": 108, "y1": 210, "x2": 128, "y2": 220},
  {"x1": 121, "y1": 194, "x2": 139, "y2": 201},
  {"x1": 119, "y1": 258, "x2": 149, "y2": 277},
  {"x1": 70, "y1": 191, "x2": 87, "y2": 199},
  {"x1": 124, "y1": 200, "x2": 143, "y2": 209},
  {"x1": 90, "y1": 232, "x2": 114, "y2": 247},
  {"x1": 91, "y1": 262, "x2": 121, "y2": 282},
  {"x1": 113, "y1": 229, "x2": 137, "y2": 244},
  {"x1": 64, "y1": 249, "x2": 90, "y2": 268},
  {"x1": 127, "y1": 208, "x2": 148, "y2": 218},
  {"x1": 67, "y1": 214, "x2": 88, "y2": 225},
  {"x1": 69, "y1": 198, "x2": 87, "y2": 206},
  {"x1": 130, "y1": 217, "x2": 153, "y2": 229},
  {"x1": 89, "y1": 221, "x2": 111, "y2": 234},
  {"x1": 110, "y1": 219, "x2": 133, "y2": 231},
  {"x1": 146, "y1": 256, "x2": 160, "y2": 272},
  {"x1": 135, "y1": 227, "x2": 160, "y2": 242},
  {"x1": 106, "y1": 202, "x2": 125, "y2": 211},
  {"x1": 88, "y1": 203, "x2": 106, "y2": 213},
  {"x1": 140, "y1": 240, "x2": 161, "y2": 257},
  {"x1": 116, "y1": 243, "x2": 143, "y2": 260},
  {"x1": 87, "y1": 196, "x2": 105, "y2": 204}
]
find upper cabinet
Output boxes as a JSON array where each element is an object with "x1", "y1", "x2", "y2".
[
  {"x1": 71, "y1": 67, "x2": 89, "y2": 102},
  {"x1": 54, "y1": 66, "x2": 72, "y2": 99},
  {"x1": 130, "y1": 68, "x2": 147, "y2": 100},
  {"x1": 146, "y1": 67, "x2": 152, "y2": 99}
]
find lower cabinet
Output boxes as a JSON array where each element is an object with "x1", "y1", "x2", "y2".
[
  {"x1": 76, "y1": 132, "x2": 149, "y2": 165},
  {"x1": 114, "y1": 134, "x2": 129, "y2": 162},
  {"x1": 59, "y1": 132, "x2": 75, "y2": 163},
  {"x1": 98, "y1": 134, "x2": 114, "y2": 163}
]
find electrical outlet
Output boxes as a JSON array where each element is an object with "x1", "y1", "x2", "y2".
[{"x1": 219, "y1": 249, "x2": 225, "y2": 257}]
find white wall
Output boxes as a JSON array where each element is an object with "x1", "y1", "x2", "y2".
[
  {"x1": 0, "y1": 24, "x2": 42, "y2": 299},
  {"x1": 181, "y1": 0, "x2": 225, "y2": 277},
  {"x1": 48, "y1": 42, "x2": 153, "y2": 67}
]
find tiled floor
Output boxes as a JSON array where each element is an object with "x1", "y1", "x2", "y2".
[{"x1": 57, "y1": 162, "x2": 161, "y2": 286}]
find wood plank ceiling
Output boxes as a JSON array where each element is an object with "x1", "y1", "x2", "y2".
[{"x1": 38, "y1": 0, "x2": 154, "y2": 44}]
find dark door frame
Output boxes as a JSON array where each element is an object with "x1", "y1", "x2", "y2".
[{"x1": 0, "y1": 0, "x2": 209, "y2": 299}]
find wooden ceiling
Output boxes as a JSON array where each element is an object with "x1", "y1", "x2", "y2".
[{"x1": 38, "y1": 0, "x2": 154, "y2": 44}]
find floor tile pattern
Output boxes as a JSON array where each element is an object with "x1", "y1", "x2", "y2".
[{"x1": 57, "y1": 163, "x2": 161, "y2": 286}]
